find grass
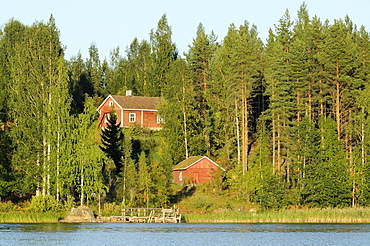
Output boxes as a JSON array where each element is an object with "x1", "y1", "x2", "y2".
[
  {"x1": 183, "y1": 207, "x2": 370, "y2": 223},
  {"x1": 1, "y1": 190, "x2": 370, "y2": 223},
  {"x1": 175, "y1": 190, "x2": 370, "y2": 223},
  {"x1": 0, "y1": 211, "x2": 67, "y2": 223}
]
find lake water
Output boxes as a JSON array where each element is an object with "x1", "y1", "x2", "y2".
[{"x1": 1, "y1": 223, "x2": 370, "y2": 245}]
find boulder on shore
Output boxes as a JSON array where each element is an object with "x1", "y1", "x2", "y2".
[{"x1": 59, "y1": 206, "x2": 97, "y2": 223}]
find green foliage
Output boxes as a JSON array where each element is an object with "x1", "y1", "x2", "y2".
[
  {"x1": 0, "y1": 211, "x2": 65, "y2": 223},
  {"x1": 101, "y1": 202, "x2": 121, "y2": 216},
  {"x1": 29, "y1": 195, "x2": 62, "y2": 212},
  {"x1": 0, "y1": 201, "x2": 16, "y2": 212},
  {"x1": 3, "y1": 6, "x2": 370, "y2": 210},
  {"x1": 302, "y1": 117, "x2": 351, "y2": 207},
  {"x1": 256, "y1": 175, "x2": 290, "y2": 210}
]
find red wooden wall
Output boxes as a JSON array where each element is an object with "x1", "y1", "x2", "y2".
[{"x1": 173, "y1": 158, "x2": 218, "y2": 185}]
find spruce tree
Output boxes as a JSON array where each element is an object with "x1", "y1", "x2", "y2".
[
  {"x1": 149, "y1": 14, "x2": 178, "y2": 97},
  {"x1": 185, "y1": 23, "x2": 218, "y2": 156},
  {"x1": 100, "y1": 110, "x2": 124, "y2": 172},
  {"x1": 303, "y1": 117, "x2": 351, "y2": 207}
]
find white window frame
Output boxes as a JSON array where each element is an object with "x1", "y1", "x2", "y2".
[
  {"x1": 129, "y1": 113, "x2": 136, "y2": 123},
  {"x1": 104, "y1": 113, "x2": 110, "y2": 123},
  {"x1": 179, "y1": 172, "x2": 183, "y2": 181},
  {"x1": 157, "y1": 114, "x2": 164, "y2": 124},
  {"x1": 109, "y1": 101, "x2": 114, "y2": 107}
]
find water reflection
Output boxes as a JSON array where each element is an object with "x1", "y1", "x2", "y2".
[{"x1": 1, "y1": 223, "x2": 370, "y2": 246}]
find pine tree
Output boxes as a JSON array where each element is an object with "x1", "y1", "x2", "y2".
[
  {"x1": 351, "y1": 26, "x2": 370, "y2": 206},
  {"x1": 264, "y1": 10, "x2": 296, "y2": 175},
  {"x1": 318, "y1": 17, "x2": 361, "y2": 140},
  {"x1": 216, "y1": 22, "x2": 262, "y2": 173}
]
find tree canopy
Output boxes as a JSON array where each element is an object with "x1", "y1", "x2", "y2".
[{"x1": 2, "y1": 7, "x2": 370, "y2": 209}]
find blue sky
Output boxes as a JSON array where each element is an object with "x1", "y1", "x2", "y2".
[{"x1": 1, "y1": 0, "x2": 369, "y2": 59}]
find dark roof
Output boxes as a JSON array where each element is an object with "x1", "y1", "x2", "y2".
[
  {"x1": 173, "y1": 156, "x2": 204, "y2": 170},
  {"x1": 111, "y1": 95, "x2": 162, "y2": 110}
]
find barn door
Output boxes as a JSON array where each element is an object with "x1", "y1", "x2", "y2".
[{"x1": 193, "y1": 172, "x2": 199, "y2": 184}]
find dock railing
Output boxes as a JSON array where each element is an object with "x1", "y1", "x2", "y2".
[{"x1": 120, "y1": 207, "x2": 181, "y2": 223}]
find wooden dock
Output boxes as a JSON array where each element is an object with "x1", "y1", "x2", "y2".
[{"x1": 97, "y1": 207, "x2": 182, "y2": 223}]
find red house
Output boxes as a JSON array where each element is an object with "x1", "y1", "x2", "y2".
[
  {"x1": 173, "y1": 156, "x2": 225, "y2": 185},
  {"x1": 97, "y1": 91, "x2": 163, "y2": 130}
]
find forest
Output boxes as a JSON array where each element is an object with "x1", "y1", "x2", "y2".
[{"x1": 1, "y1": 3, "x2": 370, "y2": 211}]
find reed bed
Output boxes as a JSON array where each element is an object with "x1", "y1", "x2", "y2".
[
  {"x1": 183, "y1": 207, "x2": 370, "y2": 223},
  {"x1": 0, "y1": 211, "x2": 66, "y2": 223}
]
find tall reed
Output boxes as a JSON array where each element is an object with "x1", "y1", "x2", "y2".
[
  {"x1": 0, "y1": 211, "x2": 66, "y2": 223},
  {"x1": 183, "y1": 207, "x2": 370, "y2": 223}
]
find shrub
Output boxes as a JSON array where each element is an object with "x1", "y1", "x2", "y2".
[
  {"x1": 0, "y1": 201, "x2": 16, "y2": 212},
  {"x1": 29, "y1": 195, "x2": 62, "y2": 212},
  {"x1": 62, "y1": 195, "x2": 76, "y2": 211},
  {"x1": 102, "y1": 202, "x2": 121, "y2": 216}
]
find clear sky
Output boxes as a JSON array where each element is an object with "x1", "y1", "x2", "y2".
[{"x1": 1, "y1": 0, "x2": 369, "y2": 60}]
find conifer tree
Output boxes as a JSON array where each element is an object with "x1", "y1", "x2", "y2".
[
  {"x1": 216, "y1": 22, "x2": 262, "y2": 173},
  {"x1": 186, "y1": 23, "x2": 218, "y2": 156},
  {"x1": 87, "y1": 44, "x2": 106, "y2": 98},
  {"x1": 318, "y1": 17, "x2": 361, "y2": 140},
  {"x1": 303, "y1": 117, "x2": 351, "y2": 207},
  {"x1": 67, "y1": 52, "x2": 92, "y2": 114},
  {"x1": 100, "y1": 110, "x2": 124, "y2": 172},
  {"x1": 149, "y1": 14, "x2": 178, "y2": 97},
  {"x1": 264, "y1": 10, "x2": 296, "y2": 175}
]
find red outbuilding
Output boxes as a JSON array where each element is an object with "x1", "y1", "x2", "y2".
[
  {"x1": 173, "y1": 156, "x2": 225, "y2": 185},
  {"x1": 97, "y1": 91, "x2": 163, "y2": 130}
]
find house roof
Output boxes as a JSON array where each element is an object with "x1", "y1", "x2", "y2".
[
  {"x1": 173, "y1": 156, "x2": 225, "y2": 171},
  {"x1": 98, "y1": 95, "x2": 162, "y2": 111}
]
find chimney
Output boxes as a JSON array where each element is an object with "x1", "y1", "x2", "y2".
[{"x1": 126, "y1": 90, "x2": 132, "y2": 97}]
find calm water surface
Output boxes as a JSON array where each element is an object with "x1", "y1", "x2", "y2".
[{"x1": 1, "y1": 223, "x2": 370, "y2": 245}]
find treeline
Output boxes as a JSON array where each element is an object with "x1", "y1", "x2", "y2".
[{"x1": 1, "y1": 3, "x2": 370, "y2": 210}]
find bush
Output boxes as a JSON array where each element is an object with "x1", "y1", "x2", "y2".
[
  {"x1": 29, "y1": 195, "x2": 62, "y2": 212},
  {"x1": 0, "y1": 201, "x2": 16, "y2": 212},
  {"x1": 62, "y1": 195, "x2": 76, "y2": 211},
  {"x1": 102, "y1": 202, "x2": 121, "y2": 216}
]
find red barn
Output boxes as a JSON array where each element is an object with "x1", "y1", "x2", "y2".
[
  {"x1": 173, "y1": 156, "x2": 225, "y2": 185},
  {"x1": 97, "y1": 92, "x2": 163, "y2": 130}
]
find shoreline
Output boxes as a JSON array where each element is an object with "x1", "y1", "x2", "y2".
[{"x1": 1, "y1": 207, "x2": 370, "y2": 224}]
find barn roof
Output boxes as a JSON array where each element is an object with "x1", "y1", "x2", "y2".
[
  {"x1": 98, "y1": 95, "x2": 162, "y2": 111},
  {"x1": 173, "y1": 156, "x2": 225, "y2": 171}
]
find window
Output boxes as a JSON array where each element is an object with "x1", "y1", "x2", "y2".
[
  {"x1": 104, "y1": 113, "x2": 110, "y2": 123},
  {"x1": 179, "y1": 172, "x2": 183, "y2": 182},
  {"x1": 129, "y1": 113, "x2": 136, "y2": 123},
  {"x1": 157, "y1": 114, "x2": 164, "y2": 124},
  {"x1": 109, "y1": 101, "x2": 114, "y2": 107}
]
